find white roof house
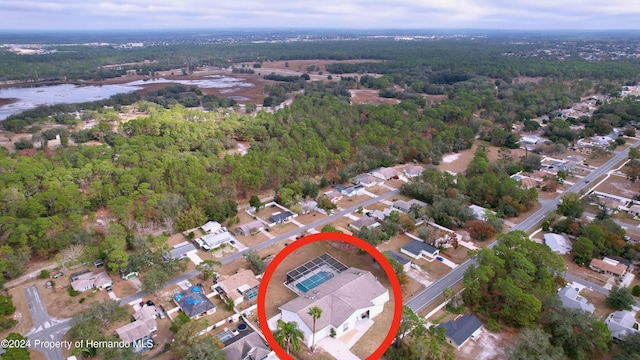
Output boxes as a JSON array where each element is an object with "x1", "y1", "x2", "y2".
[
  {"x1": 357, "y1": 175, "x2": 384, "y2": 187},
  {"x1": 279, "y1": 268, "x2": 389, "y2": 348},
  {"x1": 201, "y1": 221, "x2": 222, "y2": 234},
  {"x1": 468, "y1": 205, "x2": 496, "y2": 221},
  {"x1": 544, "y1": 233, "x2": 572, "y2": 255},
  {"x1": 236, "y1": 220, "x2": 265, "y2": 236},
  {"x1": 520, "y1": 135, "x2": 541, "y2": 145},
  {"x1": 196, "y1": 231, "x2": 234, "y2": 251},
  {"x1": 557, "y1": 285, "x2": 595, "y2": 314},
  {"x1": 605, "y1": 311, "x2": 640, "y2": 341},
  {"x1": 70, "y1": 271, "x2": 113, "y2": 292},
  {"x1": 370, "y1": 167, "x2": 400, "y2": 180},
  {"x1": 403, "y1": 164, "x2": 425, "y2": 178}
]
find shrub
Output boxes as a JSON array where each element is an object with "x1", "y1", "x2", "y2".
[
  {"x1": 487, "y1": 318, "x2": 501, "y2": 333},
  {"x1": 632, "y1": 285, "x2": 640, "y2": 297},
  {"x1": 68, "y1": 287, "x2": 81, "y2": 297},
  {"x1": 39, "y1": 269, "x2": 50, "y2": 279},
  {"x1": 79, "y1": 298, "x2": 85, "y2": 304}
]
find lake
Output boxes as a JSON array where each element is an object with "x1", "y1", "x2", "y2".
[{"x1": 0, "y1": 75, "x2": 254, "y2": 120}]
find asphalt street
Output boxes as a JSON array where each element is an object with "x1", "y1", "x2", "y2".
[{"x1": 24, "y1": 285, "x2": 71, "y2": 360}]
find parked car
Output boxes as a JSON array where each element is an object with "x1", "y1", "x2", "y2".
[
  {"x1": 52, "y1": 272, "x2": 64, "y2": 279},
  {"x1": 146, "y1": 300, "x2": 155, "y2": 306},
  {"x1": 45, "y1": 281, "x2": 54, "y2": 288},
  {"x1": 436, "y1": 256, "x2": 444, "y2": 262},
  {"x1": 94, "y1": 259, "x2": 105, "y2": 268},
  {"x1": 106, "y1": 285, "x2": 113, "y2": 292}
]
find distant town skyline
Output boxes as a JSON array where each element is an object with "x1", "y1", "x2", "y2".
[{"x1": 1, "y1": 0, "x2": 639, "y2": 31}]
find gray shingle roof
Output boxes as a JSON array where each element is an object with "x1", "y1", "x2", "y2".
[
  {"x1": 269, "y1": 211, "x2": 294, "y2": 223},
  {"x1": 438, "y1": 315, "x2": 482, "y2": 347},
  {"x1": 174, "y1": 286, "x2": 216, "y2": 318},
  {"x1": 557, "y1": 285, "x2": 595, "y2": 313},
  {"x1": 401, "y1": 240, "x2": 438, "y2": 256},
  {"x1": 384, "y1": 250, "x2": 411, "y2": 265}
]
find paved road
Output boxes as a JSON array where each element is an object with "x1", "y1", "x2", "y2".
[
  {"x1": 120, "y1": 189, "x2": 401, "y2": 305},
  {"x1": 565, "y1": 273, "x2": 640, "y2": 307},
  {"x1": 406, "y1": 143, "x2": 639, "y2": 314},
  {"x1": 24, "y1": 285, "x2": 71, "y2": 360}
]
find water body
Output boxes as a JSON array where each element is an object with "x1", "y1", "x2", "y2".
[{"x1": 0, "y1": 75, "x2": 254, "y2": 120}]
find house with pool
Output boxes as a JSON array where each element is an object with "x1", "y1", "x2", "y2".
[
  {"x1": 277, "y1": 254, "x2": 389, "y2": 348},
  {"x1": 173, "y1": 285, "x2": 216, "y2": 319}
]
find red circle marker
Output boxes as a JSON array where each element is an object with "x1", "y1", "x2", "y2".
[{"x1": 257, "y1": 232, "x2": 403, "y2": 360}]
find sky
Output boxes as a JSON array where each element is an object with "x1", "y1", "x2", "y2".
[{"x1": 1, "y1": 0, "x2": 640, "y2": 31}]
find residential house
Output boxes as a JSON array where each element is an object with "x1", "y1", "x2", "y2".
[
  {"x1": 598, "y1": 197, "x2": 621, "y2": 214},
  {"x1": 589, "y1": 258, "x2": 628, "y2": 278},
  {"x1": 544, "y1": 233, "x2": 572, "y2": 255},
  {"x1": 350, "y1": 217, "x2": 380, "y2": 232},
  {"x1": 222, "y1": 331, "x2": 273, "y2": 360},
  {"x1": 132, "y1": 305, "x2": 159, "y2": 333},
  {"x1": 530, "y1": 171, "x2": 549, "y2": 181},
  {"x1": 393, "y1": 199, "x2": 427, "y2": 213},
  {"x1": 269, "y1": 211, "x2": 295, "y2": 225},
  {"x1": 215, "y1": 269, "x2": 260, "y2": 306},
  {"x1": 520, "y1": 135, "x2": 541, "y2": 145},
  {"x1": 438, "y1": 314, "x2": 483, "y2": 350},
  {"x1": 357, "y1": 175, "x2": 384, "y2": 187},
  {"x1": 163, "y1": 241, "x2": 197, "y2": 261},
  {"x1": 279, "y1": 268, "x2": 389, "y2": 348},
  {"x1": 196, "y1": 231, "x2": 234, "y2": 251},
  {"x1": 628, "y1": 204, "x2": 640, "y2": 217},
  {"x1": 115, "y1": 321, "x2": 154, "y2": 353},
  {"x1": 403, "y1": 164, "x2": 425, "y2": 178},
  {"x1": 401, "y1": 240, "x2": 439, "y2": 259},
  {"x1": 384, "y1": 251, "x2": 412, "y2": 272},
  {"x1": 340, "y1": 184, "x2": 365, "y2": 197},
  {"x1": 323, "y1": 191, "x2": 343, "y2": 204},
  {"x1": 520, "y1": 177, "x2": 539, "y2": 189},
  {"x1": 565, "y1": 155, "x2": 585, "y2": 164},
  {"x1": 201, "y1": 221, "x2": 222, "y2": 234},
  {"x1": 371, "y1": 207, "x2": 393, "y2": 221},
  {"x1": 70, "y1": 271, "x2": 113, "y2": 292},
  {"x1": 605, "y1": 311, "x2": 639, "y2": 341},
  {"x1": 173, "y1": 285, "x2": 216, "y2": 318},
  {"x1": 557, "y1": 285, "x2": 595, "y2": 314},
  {"x1": 468, "y1": 205, "x2": 496, "y2": 221},
  {"x1": 236, "y1": 220, "x2": 265, "y2": 236},
  {"x1": 371, "y1": 167, "x2": 400, "y2": 180},
  {"x1": 300, "y1": 199, "x2": 318, "y2": 214}
]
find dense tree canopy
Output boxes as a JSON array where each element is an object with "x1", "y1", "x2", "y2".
[{"x1": 463, "y1": 231, "x2": 564, "y2": 327}]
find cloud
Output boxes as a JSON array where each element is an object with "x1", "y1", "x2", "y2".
[{"x1": 0, "y1": 0, "x2": 638, "y2": 30}]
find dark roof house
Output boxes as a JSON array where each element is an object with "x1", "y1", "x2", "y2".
[
  {"x1": 269, "y1": 211, "x2": 294, "y2": 225},
  {"x1": 401, "y1": 239, "x2": 439, "y2": 259},
  {"x1": 438, "y1": 314, "x2": 483, "y2": 349},
  {"x1": 173, "y1": 285, "x2": 216, "y2": 318}
]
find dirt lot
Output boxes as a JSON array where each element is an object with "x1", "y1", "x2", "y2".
[
  {"x1": 336, "y1": 194, "x2": 372, "y2": 209},
  {"x1": 594, "y1": 173, "x2": 637, "y2": 199},
  {"x1": 438, "y1": 142, "x2": 528, "y2": 175},
  {"x1": 457, "y1": 327, "x2": 516, "y2": 360},
  {"x1": 349, "y1": 89, "x2": 400, "y2": 105},
  {"x1": 580, "y1": 289, "x2": 610, "y2": 318},
  {"x1": 295, "y1": 212, "x2": 328, "y2": 226}
]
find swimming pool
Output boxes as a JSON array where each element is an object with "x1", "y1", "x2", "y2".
[
  {"x1": 295, "y1": 271, "x2": 334, "y2": 293},
  {"x1": 245, "y1": 289, "x2": 258, "y2": 300},
  {"x1": 217, "y1": 329, "x2": 235, "y2": 342}
]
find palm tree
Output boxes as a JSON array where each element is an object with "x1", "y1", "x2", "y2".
[
  {"x1": 307, "y1": 306, "x2": 323, "y2": 352},
  {"x1": 273, "y1": 320, "x2": 304, "y2": 355}
]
